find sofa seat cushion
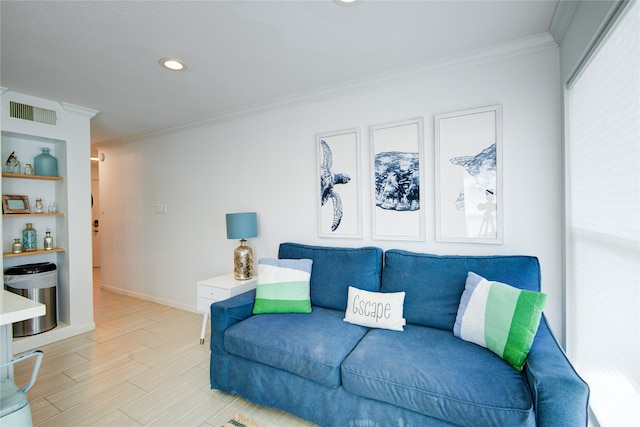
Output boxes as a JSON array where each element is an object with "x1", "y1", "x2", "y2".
[
  {"x1": 342, "y1": 325, "x2": 535, "y2": 427},
  {"x1": 224, "y1": 306, "x2": 368, "y2": 388}
]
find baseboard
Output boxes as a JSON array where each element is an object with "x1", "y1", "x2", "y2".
[
  {"x1": 12, "y1": 322, "x2": 96, "y2": 353},
  {"x1": 100, "y1": 283, "x2": 198, "y2": 313}
]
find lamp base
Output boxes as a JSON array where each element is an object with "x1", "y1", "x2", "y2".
[{"x1": 233, "y1": 239, "x2": 254, "y2": 280}]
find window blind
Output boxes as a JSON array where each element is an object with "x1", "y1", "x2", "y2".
[{"x1": 566, "y1": 2, "x2": 639, "y2": 426}]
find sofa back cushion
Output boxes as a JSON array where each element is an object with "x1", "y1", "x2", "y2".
[
  {"x1": 279, "y1": 242, "x2": 383, "y2": 311},
  {"x1": 381, "y1": 250, "x2": 541, "y2": 330}
]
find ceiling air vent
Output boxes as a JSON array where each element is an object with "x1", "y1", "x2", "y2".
[{"x1": 9, "y1": 101, "x2": 57, "y2": 125}]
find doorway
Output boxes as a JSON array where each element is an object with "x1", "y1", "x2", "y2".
[
  {"x1": 91, "y1": 180, "x2": 101, "y2": 267},
  {"x1": 90, "y1": 151, "x2": 101, "y2": 268}
]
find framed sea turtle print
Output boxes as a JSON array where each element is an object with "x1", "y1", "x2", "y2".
[
  {"x1": 370, "y1": 118, "x2": 425, "y2": 241},
  {"x1": 435, "y1": 105, "x2": 503, "y2": 244},
  {"x1": 317, "y1": 128, "x2": 362, "y2": 238}
]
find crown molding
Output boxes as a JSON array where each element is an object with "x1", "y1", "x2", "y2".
[
  {"x1": 61, "y1": 102, "x2": 99, "y2": 119},
  {"x1": 102, "y1": 32, "x2": 557, "y2": 145},
  {"x1": 549, "y1": 0, "x2": 581, "y2": 45}
]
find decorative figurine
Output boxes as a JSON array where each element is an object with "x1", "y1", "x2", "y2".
[
  {"x1": 34, "y1": 198, "x2": 44, "y2": 213},
  {"x1": 5, "y1": 151, "x2": 20, "y2": 174}
]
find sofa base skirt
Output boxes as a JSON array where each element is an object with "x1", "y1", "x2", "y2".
[{"x1": 210, "y1": 352, "x2": 460, "y2": 427}]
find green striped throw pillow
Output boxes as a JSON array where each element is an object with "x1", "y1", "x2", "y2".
[
  {"x1": 252, "y1": 258, "x2": 313, "y2": 314},
  {"x1": 453, "y1": 272, "x2": 547, "y2": 371}
]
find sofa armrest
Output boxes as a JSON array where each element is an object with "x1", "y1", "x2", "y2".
[
  {"x1": 525, "y1": 315, "x2": 589, "y2": 427},
  {"x1": 209, "y1": 289, "x2": 256, "y2": 354}
]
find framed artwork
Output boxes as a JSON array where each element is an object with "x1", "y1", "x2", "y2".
[
  {"x1": 317, "y1": 128, "x2": 362, "y2": 238},
  {"x1": 2, "y1": 195, "x2": 30, "y2": 214},
  {"x1": 435, "y1": 105, "x2": 503, "y2": 244},
  {"x1": 370, "y1": 118, "x2": 425, "y2": 241}
]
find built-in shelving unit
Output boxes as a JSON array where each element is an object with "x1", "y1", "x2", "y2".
[{"x1": 1, "y1": 88, "x2": 98, "y2": 353}]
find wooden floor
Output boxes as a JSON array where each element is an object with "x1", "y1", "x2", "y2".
[{"x1": 12, "y1": 268, "x2": 317, "y2": 427}]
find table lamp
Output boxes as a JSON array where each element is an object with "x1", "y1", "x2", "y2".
[{"x1": 226, "y1": 212, "x2": 258, "y2": 280}]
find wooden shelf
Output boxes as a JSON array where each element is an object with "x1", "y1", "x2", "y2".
[
  {"x1": 2, "y1": 172, "x2": 63, "y2": 181},
  {"x1": 3, "y1": 213, "x2": 64, "y2": 217},
  {"x1": 3, "y1": 248, "x2": 65, "y2": 258}
]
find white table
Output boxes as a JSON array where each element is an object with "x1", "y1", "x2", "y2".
[
  {"x1": 197, "y1": 273, "x2": 257, "y2": 344},
  {"x1": 1, "y1": 290, "x2": 46, "y2": 379}
]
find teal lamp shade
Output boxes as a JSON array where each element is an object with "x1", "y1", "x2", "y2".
[
  {"x1": 226, "y1": 212, "x2": 258, "y2": 239},
  {"x1": 226, "y1": 212, "x2": 257, "y2": 280}
]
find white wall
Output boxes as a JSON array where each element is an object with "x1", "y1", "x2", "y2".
[{"x1": 97, "y1": 38, "x2": 565, "y2": 340}]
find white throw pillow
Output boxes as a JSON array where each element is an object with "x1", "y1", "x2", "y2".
[{"x1": 344, "y1": 286, "x2": 406, "y2": 331}]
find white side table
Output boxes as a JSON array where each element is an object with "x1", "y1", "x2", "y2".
[{"x1": 197, "y1": 273, "x2": 257, "y2": 344}]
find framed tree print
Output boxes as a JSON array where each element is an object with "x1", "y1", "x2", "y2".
[
  {"x1": 370, "y1": 118, "x2": 425, "y2": 241},
  {"x1": 317, "y1": 128, "x2": 362, "y2": 238},
  {"x1": 435, "y1": 105, "x2": 503, "y2": 244}
]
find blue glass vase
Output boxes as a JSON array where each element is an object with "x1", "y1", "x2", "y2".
[
  {"x1": 34, "y1": 148, "x2": 58, "y2": 176},
  {"x1": 22, "y1": 223, "x2": 37, "y2": 252}
]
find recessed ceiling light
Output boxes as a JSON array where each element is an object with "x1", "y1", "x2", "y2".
[{"x1": 159, "y1": 58, "x2": 186, "y2": 71}]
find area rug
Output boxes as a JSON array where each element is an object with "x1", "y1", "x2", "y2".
[{"x1": 223, "y1": 412, "x2": 260, "y2": 427}]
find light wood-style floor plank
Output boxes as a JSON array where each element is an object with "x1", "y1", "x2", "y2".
[{"x1": 12, "y1": 268, "x2": 316, "y2": 427}]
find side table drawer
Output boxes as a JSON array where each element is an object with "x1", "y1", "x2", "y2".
[{"x1": 198, "y1": 286, "x2": 231, "y2": 302}]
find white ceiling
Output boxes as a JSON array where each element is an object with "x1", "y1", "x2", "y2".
[{"x1": 0, "y1": 1, "x2": 559, "y2": 144}]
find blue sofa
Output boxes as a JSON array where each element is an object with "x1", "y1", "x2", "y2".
[{"x1": 210, "y1": 243, "x2": 589, "y2": 426}]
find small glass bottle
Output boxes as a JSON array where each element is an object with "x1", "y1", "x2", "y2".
[
  {"x1": 22, "y1": 223, "x2": 37, "y2": 252},
  {"x1": 12, "y1": 238, "x2": 22, "y2": 254},
  {"x1": 48, "y1": 202, "x2": 57, "y2": 214},
  {"x1": 24, "y1": 163, "x2": 34, "y2": 175},
  {"x1": 34, "y1": 198, "x2": 44, "y2": 214},
  {"x1": 43, "y1": 229, "x2": 54, "y2": 251}
]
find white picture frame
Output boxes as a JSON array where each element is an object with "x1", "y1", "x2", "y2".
[
  {"x1": 435, "y1": 105, "x2": 503, "y2": 244},
  {"x1": 370, "y1": 118, "x2": 425, "y2": 241},
  {"x1": 317, "y1": 128, "x2": 362, "y2": 238}
]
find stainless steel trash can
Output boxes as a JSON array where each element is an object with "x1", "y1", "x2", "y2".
[{"x1": 4, "y1": 262, "x2": 57, "y2": 337}]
